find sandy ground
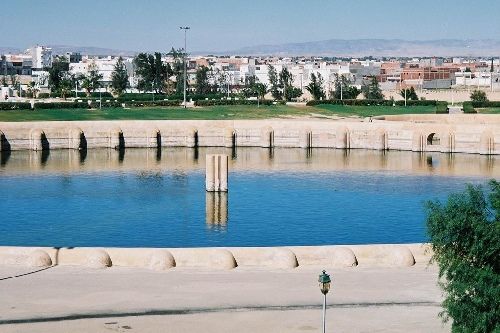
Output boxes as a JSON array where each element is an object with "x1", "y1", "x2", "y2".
[{"x1": 0, "y1": 264, "x2": 450, "y2": 332}]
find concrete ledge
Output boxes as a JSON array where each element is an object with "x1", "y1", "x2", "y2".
[
  {"x1": 0, "y1": 244, "x2": 431, "y2": 270},
  {"x1": 0, "y1": 119, "x2": 497, "y2": 154},
  {"x1": 231, "y1": 247, "x2": 298, "y2": 269}
]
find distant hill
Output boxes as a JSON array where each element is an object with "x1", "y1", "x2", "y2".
[
  {"x1": 217, "y1": 39, "x2": 500, "y2": 57},
  {"x1": 48, "y1": 45, "x2": 137, "y2": 56},
  {"x1": 0, "y1": 45, "x2": 137, "y2": 56},
  {"x1": 3, "y1": 39, "x2": 500, "y2": 58}
]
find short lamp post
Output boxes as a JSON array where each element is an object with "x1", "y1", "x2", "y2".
[{"x1": 318, "y1": 270, "x2": 331, "y2": 333}]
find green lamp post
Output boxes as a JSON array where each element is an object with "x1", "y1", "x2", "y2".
[{"x1": 318, "y1": 270, "x2": 332, "y2": 333}]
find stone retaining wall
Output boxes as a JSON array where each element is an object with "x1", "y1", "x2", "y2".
[
  {"x1": 0, "y1": 117, "x2": 499, "y2": 154},
  {"x1": 0, "y1": 244, "x2": 431, "y2": 270}
]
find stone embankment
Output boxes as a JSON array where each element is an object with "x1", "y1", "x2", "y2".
[
  {"x1": 0, "y1": 115, "x2": 499, "y2": 154},
  {"x1": 0, "y1": 244, "x2": 429, "y2": 270}
]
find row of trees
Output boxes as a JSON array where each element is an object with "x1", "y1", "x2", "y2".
[
  {"x1": 40, "y1": 50, "x2": 389, "y2": 101},
  {"x1": 46, "y1": 56, "x2": 129, "y2": 98}
]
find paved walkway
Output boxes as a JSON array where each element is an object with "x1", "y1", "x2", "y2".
[{"x1": 0, "y1": 264, "x2": 450, "y2": 332}]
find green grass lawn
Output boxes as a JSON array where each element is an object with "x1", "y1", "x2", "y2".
[
  {"x1": 312, "y1": 104, "x2": 436, "y2": 117},
  {"x1": 0, "y1": 104, "x2": 438, "y2": 122}
]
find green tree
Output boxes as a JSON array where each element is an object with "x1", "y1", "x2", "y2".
[
  {"x1": 110, "y1": 57, "x2": 129, "y2": 96},
  {"x1": 1, "y1": 76, "x2": 7, "y2": 87},
  {"x1": 58, "y1": 73, "x2": 74, "y2": 99},
  {"x1": 305, "y1": 73, "x2": 325, "y2": 100},
  {"x1": 26, "y1": 81, "x2": 39, "y2": 98},
  {"x1": 9, "y1": 74, "x2": 18, "y2": 88},
  {"x1": 195, "y1": 66, "x2": 211, "y2": 95},
  {"x1": 470, "y1": 90, "x2": 488, "y2": 103},
  {"x1": 426, "y1": 180, "x2": 499, "y2": 333},
  {"x1": 361, "y1": 76, "x2": 384, "y2": 100},
  {"x1": 241, "y1": 75, "x2": 258, "y2": 98},
  {"x1": 48, "y1": 57, "x2": 69, "y2": 94},
  {"x1": 268, "y1": 65, "x2": 282, "y2": 100},
  {"x1": 166, "y1": 48, "x2": 185, "y2": 95},
  {"x1": 133, "y1": 52, "x2": 171, "y2": 94},
  {"x1": 81, "y1": 62, "x2": 103, "y2": 96},
  {"x1": 400, "y1": 86, "x2": 419, "y2": 101},
  {"x1": 332, "y1": 74, "x2": 361, "y2": 100},
  {"x1": 279, "y1": 67, "x2": 300, "y2": 101},
  {"x1": 253, "y1": 82, "x2": 268, "y2": 103}
]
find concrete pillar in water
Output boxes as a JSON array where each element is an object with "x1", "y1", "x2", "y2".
[
  {"x1": 206, "y1": 192, "x2": 228, "y2": 227},
  {"x1": 206, "y1": 154, "x2": 228, "y2": 192}
]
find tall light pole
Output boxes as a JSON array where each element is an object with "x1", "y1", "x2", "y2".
[
  {"x1": 180, "y1": 26, "x2": 190, "y2": 108},
  {"x1": 318, "y1": 270, "x2": 332, "y2": 333}
]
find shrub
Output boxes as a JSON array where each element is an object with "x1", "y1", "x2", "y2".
[
  {"x1": 0, "y1": 102, "x2": 32, "y2": 110},
  {"x1": 471, "y1": 101, "x2": 500, "y2": 108},
  {"x1": 470, "y1": 90, "x2": 488, "y2": 103},
  {"x1": 34, "y1": 102, "x2": 89, "y2": 109},
  {"x1": 90, "y1": 92, "x2": 113, "y2": 98},
  {"x1": 426, "y1": 180, "x2": 500, "y2": 333},
  {"x1": 463, "y1": 102, "x2": 477, "y2": 114},
  {"x1": 126, "y1": 100, "x2": 181, "y2": 107},
  {"x1": 435, "y1": 101, "x2": 449, "y2": 114},
  {"x1": 194, "y1": 99, "x2": 273, "y2": 106}
]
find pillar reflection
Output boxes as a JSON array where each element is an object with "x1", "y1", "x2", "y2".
[{"x1": 205, "y1": 192, "x2": 228, "y2": 230}]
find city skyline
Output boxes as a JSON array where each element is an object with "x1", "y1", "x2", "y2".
[{"x1": 1, "y1": 0, "x2": 500, "y2": 53}]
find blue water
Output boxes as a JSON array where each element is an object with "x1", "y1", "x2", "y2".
[{"x1": 0, "y1": 155, "x2": 491, "y2": 247}]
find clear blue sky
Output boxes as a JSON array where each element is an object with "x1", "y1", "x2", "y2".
[{"x1": 1, "y1": 0, "x2": 499, "y2": 52}]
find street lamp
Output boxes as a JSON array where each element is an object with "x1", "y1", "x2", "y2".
[
  {"x1": 318, "y1": 270, "x2": 331, "y2": 333},
  {"x1": 180, "y1": 26, "x2": 190, "y2": 108}
]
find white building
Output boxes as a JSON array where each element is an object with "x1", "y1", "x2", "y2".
[
  {"x1": 30, "y1": 46, "x2": 52, "y2": 70},
  {"x1": 69, "y1": 56, "x2": 135, "y2": 89}
]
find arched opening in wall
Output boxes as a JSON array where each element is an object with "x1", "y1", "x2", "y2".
[
  {"x1": 229, "y1": 131, "x2": 236, "y2": 160},
  {"x1": 427, "y1": 133, "x2": 440, "y2": 146},
  {"x1": 0, "y1": 131, "x2": 11, "y2": 166},
  {"x1": 194, "y1": 131, "x2": 199, "y2": 148},
  {"x1": 79, "y1": 132, "x2": 87, "y2": 150},
  {"x1": 41, "y1": 132, "x2": 50, "y2": 150},
  {"x1": 0, "y1": 132, "x2": 11, "y2": 152},
  {"x1": 0, "y1": 150, "x2": 11, "y2": 166},
  {"x1": 231, "y1": 131, "x2": 237, "y2": 148},
  {"x1": 156, "y1": 131, "x2": 162, "y2": 148},
  {"x1": 117, "y1": 131, "x2": 125, "y2": 150}
]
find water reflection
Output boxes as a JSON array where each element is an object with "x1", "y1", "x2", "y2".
[
  {"x1": 156, "y1": 146, "x2": 161, "y2": 162},
  {"x1": 0, "y1": 147, "x2": 498, "y2": 178},
  {"x1": 118, "y1": 148, "x2": 125, "y2": 163},
  {"x1": 40, "y1": 150, "x2": 50, "y2": 166},
  {"x1": 0, "y1": 150, "x2": 10, "y2": 166},
  {"x1": 79, "y1": 149, "x2": 87, "y2": 165},
  {"x1": 206, "y1": 192, "x2": 228, "y2": 230}
]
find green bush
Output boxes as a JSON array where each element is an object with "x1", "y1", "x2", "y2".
[
  {"x1": 37, "y1": 93, "x2": 51, "y2": 99},
  {"x1": 426, "y1": 180, "x2": 500, "y2": 333},
  {"x1": 118, "y1": 93, "x2": 170, "y2": 101},
  {"x1": 471, "y1": 101, "x2": 500, "y2": 108},
  {"x1": 90, "y1": 92, "x2": 113, "y2": 98},
  {"x1": 463, "y1": 102, "x2": 477, "y2": 114},
  {"x1": 118, "y1": 93, "x2": 234, "y2": 102},
  {"x1": 34, "y1": 102, "x2": 89, "y2": 109},
  {"x1": 0, "y1": 102, "x2": 32, "y2": 110},
  {"x1": 395, "y1": 100, "x2": 438, "y2": 106},
  {"x1": 307, "y1": 99, "x2": 441, "y2": 107},
  {"x1": 435, "y1": 101, "x2": 449, "y2": 114},
  {"x1": 126, "y1": 100, "x2": 181, "y2": 107},
  {"x1": 194, "y1": 99, "x2": 273, "y2": 106}
]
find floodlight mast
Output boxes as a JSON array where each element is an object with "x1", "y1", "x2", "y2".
[{"x1": 180, "y1": 27, "x2": 190, "y2": 108}]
